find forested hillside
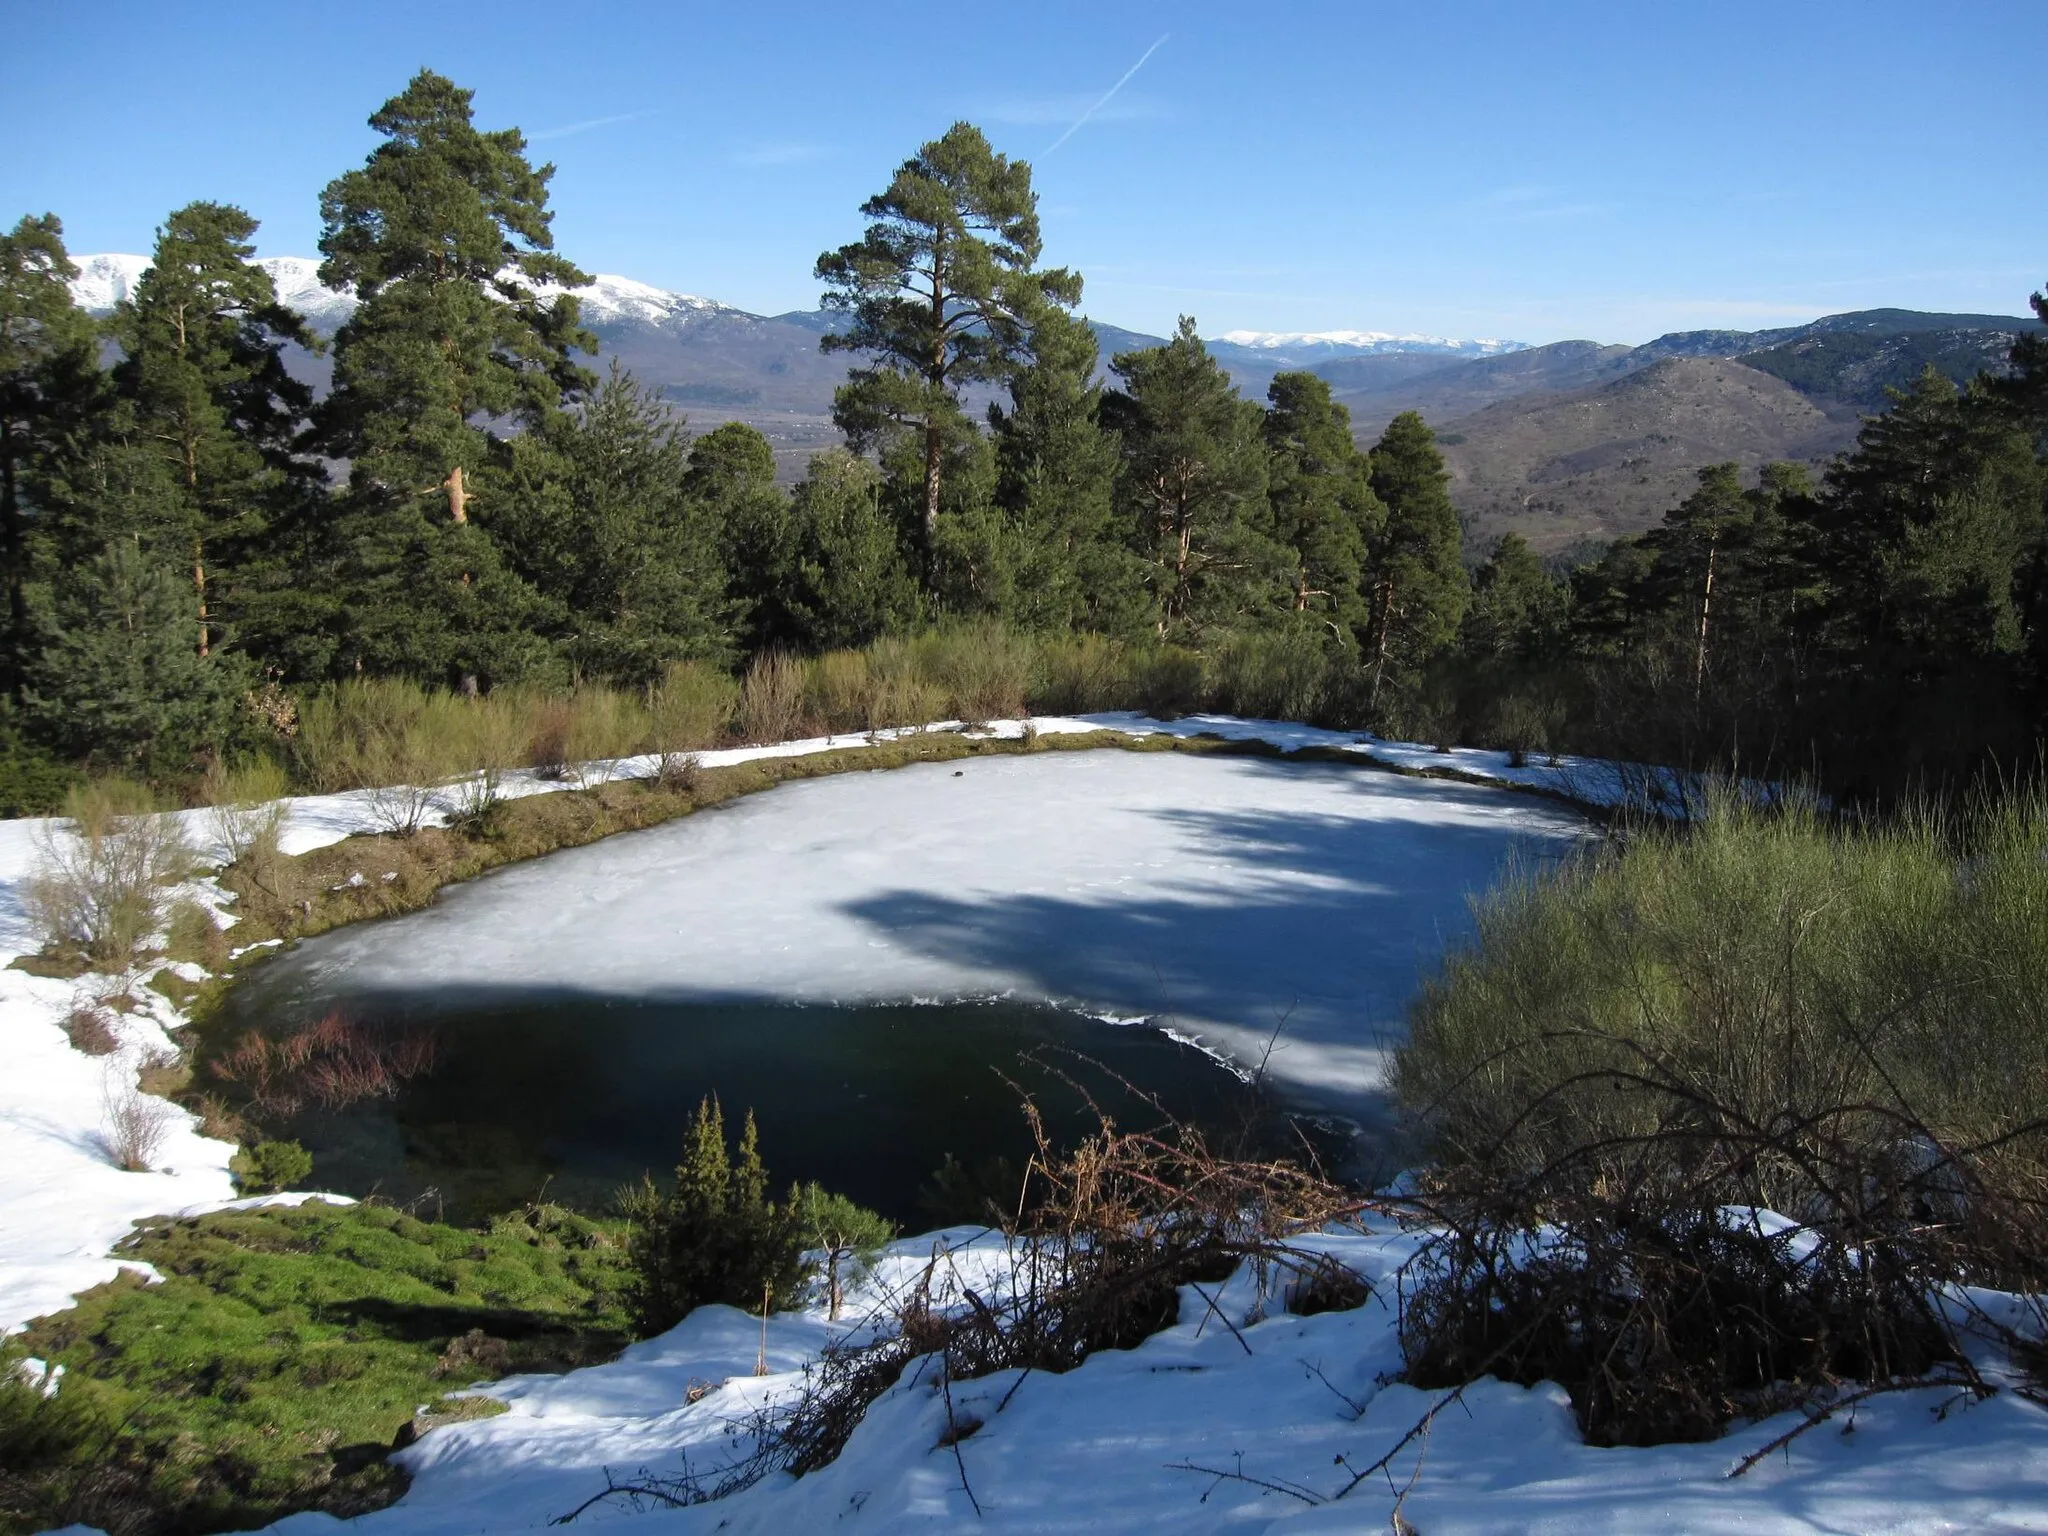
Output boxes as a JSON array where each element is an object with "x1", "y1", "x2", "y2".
[{"x1": 3, "y1": 68, "x2": 2045, "y2": 808}]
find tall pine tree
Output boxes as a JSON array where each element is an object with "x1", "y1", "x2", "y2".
[
  {"x1": 816, "y1": 122, "x2": 1077, "y2": 582},
  {"x1": 1263, "y1": 371, "x2": 1380, "y2": 638},
  {"x1": 315, "y1": 70, "x2": 593, "y2": 687},
  {"x1": 497, "y1": 363, "x2": 736, "y2": 684},
  {"x1": 991, "y1": 308, "x2": 1147, "y2": 633},
  {"x1": 1365, "y1": 411, "x2": 1468, "y2": 705},
  {"x1": 111, "y1": 202, "x2": 317, "y2": 660},
  {"x1": 0, "y1": 215, "x2": 102, "y2": 698},
  {"x1": 1104, "y1": 319, "x2": 1283, "y2": 637}
]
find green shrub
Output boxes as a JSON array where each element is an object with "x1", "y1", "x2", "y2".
[
  {"x1": 1202, "y1": 628, "x2": 1333, "y2": 724},
  {"x1": 804, "y1": 650, "x2": 873, "y2": 733},
  {"x1": 230, "y1": 1139, "x2": 313, "y2": 1194},
  {"x1": 1029, "y1": 633, "x2": 1132, "y2": 715},
  {"x1": 1128, "y1": 644, "x2": 1205, "y2": 717},
  {"x1": 1394, "y1": 787, "x2": 2048, "y2": 1255},
  {"x1": 1391, "y1": 789, "x2": 2048, "y2": 1444},
  {"x1": 620, "y1": 1097, "x2": 808, "y2": 1334},
  {"x1": 916, "y1": 620, "x2": 1032, "y2": 725},
  {"x1": 648, "y1": 661, "x2": 738, "y2": 754},
  {"x1": 862, "y1": 635, "x2": 947, "y2": 731}
]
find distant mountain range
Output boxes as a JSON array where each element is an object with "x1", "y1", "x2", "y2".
[{"x1": 72, "y1": 253, "x2": 2042, "y2": 550}]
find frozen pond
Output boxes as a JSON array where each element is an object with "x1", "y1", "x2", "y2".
[{"x1": 218, "y1": 749, "x2": 1585, "y2": 1205}]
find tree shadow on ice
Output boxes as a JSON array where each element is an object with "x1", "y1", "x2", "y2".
[{"x1": 837, "y1": 793, "x2": 1574, "y2": 1121}]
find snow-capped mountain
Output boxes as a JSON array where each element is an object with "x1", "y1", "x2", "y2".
[
  {"x1": 70, "y1": 252, "x2": 358, "y2": 328},
  {"x1": 68, "y1": 254, "x2": 735, "y2": 335},
  {"x1": 1216, "y1": 328, "x2": 1526, "y2": 358}
]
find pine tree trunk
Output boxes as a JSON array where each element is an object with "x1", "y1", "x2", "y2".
[
  {"x1": 1694, "y1": 539, "x2": 1717, "y2": 704},
  {"x1": 195, "y1": 541, "x2": 210, "y2": 659},
  {"x1": 0, "y1": 421, "x2": 24, "y2": 696},
  {"x1": 922, "y1": 246, "x2": 947, "y2": 580},
  {"x1": 1370, "y1": 578, "x2": 1396, "y2": 707}
]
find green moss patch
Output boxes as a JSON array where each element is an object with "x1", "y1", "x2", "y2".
[{"x1": 2, "y1": 1201, "x2": 633, "y2": 1536}]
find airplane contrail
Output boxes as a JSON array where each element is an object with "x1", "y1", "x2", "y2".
[
  {"x1": 1044, "y1": 34, "x2": 1170, "y2": 155},
  {"x1": 529, "y1": 110, "x2": 660, "y2": 143}
]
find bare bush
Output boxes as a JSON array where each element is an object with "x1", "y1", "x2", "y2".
[
  {"x1": 739, "y1": 652, "x2": 810, "y2": 744},
  {"x1": 63, "y1": 1005, "x2": 119, "y2": 1056},
  {"x1": 211, "y1": 1012, "x2": 436, "y2": 1119},
  {"x1": 772, "y1": 1096, "x2": 1354, "y2": 1480},
  {"x1": 100, "y1": 1078, "x2": 175, "y2": 1172},
  {"x1": 647, "y1": 661, "x2": 738, "y2": 781},
  {"x1": 201, "y1": 755, "x2": 291, "y2": 869},
  {"x1": 26, "y1": 780, "x2": 191, "y2": 970}
]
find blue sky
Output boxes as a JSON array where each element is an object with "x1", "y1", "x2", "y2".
[{"x1": 5, "y1": 1, "x2": 2042, "y2": 343}]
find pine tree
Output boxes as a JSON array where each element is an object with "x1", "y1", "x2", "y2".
[
  {"x1": 991, "y1": 309, "x2": 1148, "y2": 633},
  {"x1": 788, "y1": 449, "x2": 920, "y2": 650},
  {"x1": 26, "y1": 538, "x2": 242, "y2": 770},
  {"x1": 111, "y1": 202, "x2": 317, "y2": 660},
  {"x1": 1647, "y1": 463, "x2": 1750, "y2": 699},
  {"x1": 622, "y1": 1097, "x2": 805, "y2": 1334},
  {"x1": 685, "y1": 422, "x2": 801, "y2": 654},
  {"x1": 315, "y1": 70, "x2": 593, "y2": 688},
  {"x1": 1365, "y1": 411, "x2": 1468, "y2": 704},
  {"x1": 1461, "y1": 533, "x2": 1566, "y2": 660},
  {"x1": 1814, "y1": 368, "x2": 2043, "y2": 667},
  {"x1": 794, "y1": 1184, "x2": 895, "y2": 1320},
  {"x1": 1103, "y1": 318, "x2": 1284, "y2": 636},
  {"x1": 1263, "y1": 371, "x2": 1380, "y2": 638},
  {"x1": 0, "y1": 215, "x2": 103, "y2": 698},
  {"x1": 816, "y1": 122, "x2": 1078, "y2": 580},
  {"x1": 497, "y1": 363, "x2": 735, "y2": 684}
]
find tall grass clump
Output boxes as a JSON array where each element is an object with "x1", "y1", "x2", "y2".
[
  {"x1": 1029, "y1": 633, "x2": 1133, "y2": 715},
  {"x1": 1390, "y1": 787, "x2": 2048, "y2": 1445},
  {"x1": 27, "y1": 780, "x2": 192, "y2": 969},
  {"x1": 803, "y1": 650, "x2": 873, "y2": 734}
]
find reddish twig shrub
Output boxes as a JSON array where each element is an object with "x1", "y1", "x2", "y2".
[{"x1": 211, "y1": 1012, "x2": 435, "y2": 1119}]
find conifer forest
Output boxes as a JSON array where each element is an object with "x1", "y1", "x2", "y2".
[{"x1": 3, "y1": 67, "x2": 2046, "y2": 808}]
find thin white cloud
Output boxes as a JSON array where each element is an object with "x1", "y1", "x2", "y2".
[
  {"x1": 529, "y1": 110, "x2": 659, "y2": 143},
  {"x1": 980, "y1": 91, "x2": 1162, "y2": 127},
  {"x1": 1457, "y1": 185, "x2": 1618, "y2": 224},
  {"x1": 1044, "y1": 34, "x2": 1171, "y2": 155}
]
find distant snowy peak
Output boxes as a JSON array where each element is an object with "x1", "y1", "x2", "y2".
[
  {"x1": 66, "y1": 253, "x2": 153, "y2": 314},
  {"x1": 1216, "y1": 329, "x2": 1527, "y2": 357},
  {"x1": 69, "y1": 255, "x2": 730, "y2": 332},
  {"x1": 564, "y1": 272, "x2": 729, "y2": 328},
  {"x1": 70, "y1": 252, "x2": 355, "y2": 325}
]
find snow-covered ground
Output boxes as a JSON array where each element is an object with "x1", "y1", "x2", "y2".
[
  {"x1": 7, "y1": 715, "x2": 2041, "y2": 1534},
  {"x1": 269, "y1": 1225, "x2": 2048, "y2": 1536}
]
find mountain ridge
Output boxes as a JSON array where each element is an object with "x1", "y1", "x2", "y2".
[{"x1": 66, "y1": 254, "x2": 2042, "y2": 532}]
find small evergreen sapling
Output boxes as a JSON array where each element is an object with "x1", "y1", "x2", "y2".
[{"x1": 795, "y1": 1184, "x2": 896, "y2": 1321}]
